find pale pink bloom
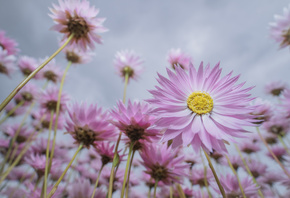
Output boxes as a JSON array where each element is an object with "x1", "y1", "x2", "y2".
[
  {"x1": 189, "y1": 167, "x2": 214, "y2": 187},
  {"x1": 65, "y1": 102, "x2": 116, "y2": 148},
  {"x1": 95, "y1": 141, "x2": 124, "y2": 166},
  {"x1": 39, "y1": 57, "x2": 64, "y2": 83},
  {"x1": 264, "y1": 132, "x2": 278, "y2": 145},
  {"x1": 18, "y1": 55, "x2": 41, "y2": 79},
  {"x1": 265, "y1": 81, "x2": 288, "y2": 97},
  {"x1": 140, "y1": 143, "x2": 188, "y2": 184},
  {"x1": 257, "y1": 171, "x2": 282, "y2": 187},
  {"x1": 63, "y1": 45, "x2": 94, "y2": 64},
  {"x1": 5, "y1": 102, "x2": 26, "y2": 117},
  {"x1": 266, "y1": 145, "x2": 287, "y2": 162},
  {"x1": 243, "y1": 159, "x2": 267, "y2": 178},
  {"x1": 31, "y1": 109, "x2": 66, "y2": 131},
  {"x1": 14, "y1": 83, "x2": 38, "y2": 106},
  {"x1": 111, "y1": 100, "x2": 160, "y2": 148},
  {"x1": 263, "y1": 113, "x2": 290, "y2": 137},
  {"x1": 250, "y1": 98, "x2": 274, "y2": 124},
  {"x1": 0, "y1": 48, "x2": 16, "y2": 76},
  {"x1": 38, "y1": 86, "x2": 69, "y2": 113},
  {"x1": 209, "y1": 150, "x2": 224, "y2": 163},
  {"x1": 2, "y1": 124, "x2": 34, "y2": 146},
  {"x1": 213, "y1": 173, "x2": 259, "y2": 197},
  {"x1": 147, "y1": 62, "x2": 256, "y2": 153},
  {"x1": 167, "y1": 48, "x2": 192, "y2": 70},
  {"x1": 184, "y1": 150, "x2": 201, "y2": 169},
  {"x1": 114, "y1": 50, "x2": 144, "y2": 82},
  {"x1": 25, "y1": 182, "x2": 64, "y2": 198},
  {"x1": 239, "y1": 141, "x2": 261, "y2": 155},
  {"x1": 269, "y1": 4, "x2": 290, "y2": 49},
  {"x1": 280, "y1": 89, "x2": 290, "y2": 117},
  {"x1": 220, "y1": 155, "x2": 242, "y2": 171},
  {"x1": 7, "y1": 166, "x2": 34, "y2": 181},
  {"x1": 49, "y1": 0, "x2": 108, "y2": 51},
  {"x1": 0, "y1": 30, "x2": 19, "y2": 55}
]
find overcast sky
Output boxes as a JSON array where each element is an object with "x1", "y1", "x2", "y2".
[{"x1": 0, "y1": 0, "x2": 290, "y2": 109}]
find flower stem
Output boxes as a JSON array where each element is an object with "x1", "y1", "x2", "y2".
[
  {"x1": 0, "y1": 100, "x2": 24, "y2": 124},
  {"x1": 148, "y1": 187, "x2": 152, "y2": 198},
  {"x1": 203, "y1": 149, "x2": 226, "y2": 198},
  {"x1": 91, "y1": 165, "x2": 104, "y2": 198},
  {"x1": 175, "y1": 184, "x2": 186, "y2": 198},
  {"x1": 153, "y1": 179, "x2": 159, "y2": 198},
  {"x1": 170, "y1": 186, "x2": 173, "y2": 198},
  {"x1": 47, "y1": 143, "x2": 83, "y2": 198},
  {"x1": 49, "y1": 61, "x2": 72, "y2": 172},
  {"x1": 200, "y1": 150, "x2": 212, "y2": 198},
  {"x1": 225, "y1": 155, "x2": 246, "y2": 198},
  {"x1": 125, "y1": 149, "x2": 136, "y2": 198},
  {"x1": 120, "y1": 143, "x2": 134, "y2": 198},
  {"x1": 256, "y1": 127, "x2": 290, "y2": 178},
  {"x1": 43, "y1": 110, "x2": 54, "y2": 198},
  {"x1": 277, "y1": 135, "x2": 290, "y2": 155},
  {"x1": 235, "y1": 144, "x2": 264, "y2": 198},
  {"x1": 123, "y1": 72, "x2": 129, "y2": 103},
  {"x1": 0, "y1": 34, "x2": 74, "y2": 112}
]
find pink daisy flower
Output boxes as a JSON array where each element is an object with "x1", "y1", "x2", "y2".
[
  {"x1": 257, "y1": 171, "x2": 282, "y2": 187},
  {"x1": 2, "y1": 124, "x2": 35, "y2": 146},
  {"x1": 5, "y1": 102, "x2": 26, "y2": 117},
  {"x1": 243, "y1": 159, "x2": 267, "y2": 178},
  {"x1": 14, "y1": 83, "x2": 38, "y2": 106},
  {"x1": 39, "y1": 57, "x2": 64, "y2": 83},
  {"x1": 269, "y1": 4, "x2": 290, "y2": 49},
  {"x1": 65, "y1": 102, "x2": 116, "y2": 148},
  {"x1": 239, "y1": 140, "x2": 261, "y2": 155},
  {"x1": 18, "y1": 55, "x2": 41, "y2": 78},
  {"x1": 281, "y1": 89, "x2": 290, "y2": 117},
  {"x1": 114, "y1": 50, "x2": 144, "y2": 82},
  {"x1": 250, "y1": 98, "x2": 273, "y2": 124},
  {"x1": 63, "y1": 45, "x2": 94, "y2": 64},
  {"x1": 263, "y1": 113, "x2": 290, "y2": 137},
  {"x1": 38, "y1": 86, "x2": 69, "y2": 113},
  {"x1": 167, "y1": 48, "x2": 192, "y2": 70},
  {"x1": 140, "y1": 143, "x2": 188, "y2": 184},
  {"x1": 110, "y1": 100, "x2": 160, "y2": 147},
  {"x1": 49, "y1": 0, "x2": 108, "y2": 51},
  {"x1": 189, "y1": 167, "x2": 214, "y2": 187},
  {"x1": 0, "y1": 48, "x2": 16, "y2": 76},
  {"x1": 213, "y1": 173, "x2": 259, "y2": 197},
  {"x1": 220, "y1": 155, "x2": 242, "y2": 171},
  {"x1": 266, "y1": 145, "x2": 287, "y2": 162},
  {"x1": 0, "y1": 30, "x2": 19, "y2": 55},
  {"x1": 95, "y1": 141, "x2": 124, "y2": 166},
  {"x1": 31, "y1": 109, "x2": 66, "y2": 131},
  {"x1": 265, "y1": 81, "x2": 288, "y2": 97},
  {"x1": 147, "y1": 62, "x2": 256, "y2": 152},
  {"x1": 184, "y1": 150, "x2": 201, "y2": 169}
]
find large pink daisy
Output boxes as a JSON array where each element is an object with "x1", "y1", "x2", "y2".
[
  {"x1": 147, "y1": 62, "x2": 256, "y2": 152},
  {"x1": 49, "y1": 0, "x2": 108, "y2": 51}
]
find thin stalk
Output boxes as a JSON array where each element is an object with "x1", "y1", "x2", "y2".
[
  {"x1": 49, "y1": 61, "x2": 72, "y2": 172},
  {"x1": 120, "y1": 143, "x2": 134, "y2": 198},
  {"x1": 278, "y1": 135, "x2": 290, "y2": 155},
  {"x1": 175, "y1": 184, "x2": 186, "y2": 198},
  {"x1": 0, "y1": 100, "x2": 24, "y2": 124},
  {"x1": 7, "y1": 144, "x2": 19, "y2": 165},
  {"x1": 91, "y1": 165, "x2": 104, "y2": 198},
  {"x1": 203, "y1": 149, "x2": 226, "y2": 198},
  {"x1": 123, "y1": 72, "x2": 129, "y2": 103},
  {"x1": 235, "y1": 144, "x2": 264, "y2": 198},
  {"x1": 153, "y1": 179, "x2": 159, "y2": 198},
  {"x1": 200, "y1": 150, "x2": 212, "y2": 198},
  {"x1": 0, "y1": 34, "x2": 74, "y2": 112},
  {"x1": 148, "y1": 187, "x2": 152, "y2": 198},
  {"x1": 47, "y1": 143, "x2": 83, "y2": 198},
  {"x1": 256, "y1": 127, "x2": 290, "y2": 178},
  {"x1": 170, "y1": 186, "x2": 173, "y2": 198},
  {"x1": 225, "y1": 155, "x2": 246, "y2": 198},
  {"x1": 125, "y1": 150, "x2": 136, "y2": 198},
  {"x1": 43, "y1": 110, "x2": 54, "y2": 198}
]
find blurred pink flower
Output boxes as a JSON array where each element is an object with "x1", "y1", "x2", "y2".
[
  {"x1": 95, "y1": 141, "x2": 124, "y2": 166},
  {"x1": 250, "y1": 98, "x2": 273, "y2": 124},
  {"x1": 147, "y1": 62, "x2": 256, "y2": 153},
  {"x1": 167, "y1": 48, "x2": 192, "y2": 70},
  {"x1": 31, "y1": 109, "x2": 66, "y2": 131},
  {"x1": 281, "y1": 89, "x2": 290, "y2": 117},
  {"x1": 189, "y1": 167, "x2": 213, "y2": 187},
  {"x1": 114, "y1": 50, "x2": 144, "y2": 82},
  {"x1": 49, "y1": 0, "x2": 108, "y2": 51},
  {"x1": 243, "y1": 159, "x2": 267, "y2": 178},
  {"x1": 39, "y1": 57, "x2": 64, "y2": 83},
  {"x1": 0, "y1": 48, "x2": 16, "y2": 76},
  {"x1": 0, "y1": 30, "x2": 19, "y2": 55},
  {"x1": 263, "y1": 113, "x2": 290, "y2": 137},
  {"x1": 14, "y1": 83, "x2": 38, "y2": 106},
  {"x1": 18, "y1": 55, "x2": 41, "y2": 79},
  {"x1": 64, "y1": 45, "x2": 94, "y2": 64},
  {"x1": 266, "y1": 145, "x2": 287, "y2": 162},
  {"x1": 265, "y1": 81, "x2": 288, "y2": 96}
]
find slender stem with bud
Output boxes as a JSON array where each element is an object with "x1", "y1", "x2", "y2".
[{"x1": 0, "y1": 34, "x2": 74, "y2": 112}]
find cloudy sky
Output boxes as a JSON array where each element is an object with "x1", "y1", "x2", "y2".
[{"x1": 0, "y1": 0, "x2": 289, "y2": 109}]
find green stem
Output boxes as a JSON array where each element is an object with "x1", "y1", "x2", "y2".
[
  {"x1": 91, "y1": 165, "x2": 104, "y2": 198},
  {"x1": 0, "y1": 34, "x2": 74, "y2": 112},
  {"x1": 169, "y1": 186, "x2": 173, "y2": 198},
  {"x1": 125, "y1": 149, "x2": 136, "y2": 198},
  {"x1": 148, "y1": 187, "x2": 152, "y2": 198},
  {"x1": 153, "y1": 179, "x2": 159, "y2": 198},
  {"x1": 120, "y1": 143, "x2": 134, "y2": 198},
  {"x1": 225, "y1": 155, "x2": 246, "y2": 198},
  {"x1": 49, "y1": 61, "x2": 72, "y2": 172},
  {"x1": 123, "y1": 72, "x2": 129, "y2": 103},
  {"x1": 43, "y1": 110, "x2": 54, "y2": 198},
  {"x1": 0, "y1": 100, "x2": 24, "y2": 124},
  {"x1": 278, "y1": 135, "x2": 290, "y2": 155},
  {"x1": 47, "y1": 143, "x2": 83, "y2": 198},
  {"x1": 235, "y1": 144, "x2": 264, "y2": 198},
  {"x1": 203, "y1": 149, "x2": 226, "y2": 198},
  {"x1": 175, "y1": 184, "x2": 186, "y2": 198},
  {"x1": 200, "y1": 150, "x2": 212, "y2": 198}
]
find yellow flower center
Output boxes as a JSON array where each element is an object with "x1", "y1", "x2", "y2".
[{"x1": 187, "y1": 92, "x2": 213, "y2": 114}]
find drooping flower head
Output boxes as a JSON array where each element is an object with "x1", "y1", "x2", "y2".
[
  {"x1": 0, "y1": 30, "x2": 19, "y2": 55},
  {"x1": 65, "y1": 102, "x2": 116, "y2": 148},
  {"x1": 140, "y1": 143, "x2": 188, "y2": 184},
  {"x1": 39, "y1": 57, "x2": 64, "y2": 83},
  {"x1": 269, "y1": 4, "x2": 290, "y2": 49},
  {"x1": 167, "y1": 48, "x2": 192, "y2": 70},
  {"x1": 49, "y1": 0, "x2": 108, "y2": 51},
  {"x1": 0, "y1": 48, "x2": 16, "y2": 76},
  {"x1": 265, "y1": 81, "x2": 288, "y2": 97},
  {"x1": 114, "y1": 50, "x2": 144, "y2": 82},
  {"x1": 18, "y1": 55, "x2": 41, "y2": 79},
  {"x1": 64, "y1": 45, "x2": 94, "y2": 64},
  {"x1": 110, "y1": 100, "x2": 160, "y2": 149},
  {"x1": 147, "y1": 62, "x2": 256, "y2": 153}
]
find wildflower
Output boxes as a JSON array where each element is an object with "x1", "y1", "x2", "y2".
[
  {"x1": 263, "y1": 114, "x2": 290, "y2": 137},
  {"x1": 5, "y1": 102, "x2": 26, "y2": 117},
  {"x1": 269, "y1": 4, "x2": 290, "y2": 48},
  {"x1": 250, "y1": 98, "x2": 273, "y2": 124},
  {"x1": 220, "y1": 155, "x2": 242, "y2": 171},
  {"x1": 2, "y1": 124, "x2": 34, "y2": 145},
  {"x1": 140, "y1": 143, "x2": 188, "y2": 184},
  {"x1": 65, "y1": 102, "x2": 116, "y2": 148},
  {"x1": 265, "y1": 81, "x2": 288, "y2": 96},
  {"x1": 266, "y1": 145, "x2": 287, "y2": 162},
  {"x1": 281, "y1": 89, "x2": 290, "y2": 117},
  {"x1": 147, "y1": 62, "x2": 256, "y2": 152},
  {"x1": 18, "y1": 56, "x2": 41, "y2": 78},
  {"x1": 114, "y1": 50, "x2": 144, "y2": 82},
  {"x1": 0, "y1": 48, "x2": 16, "y2": 76},
  {"x1": 14, "y1": 84, "x2": 38, "y2": 106},
  {"x1": 95, "y1": 141, "x2": 124, "y2": 166},
  {"x1": 31, "y1": 109, "x2": 66, "y2": 131},
  {"x1": 7, "y1": 166, "x2": 34, "y2": 181},
  {"x1": 40, "y1": 58, "x2": 64, "y2": 83},
  {"x1": 49, "y1": 0, "x2": 108, "y2": 51},
  {"x1": 184, "y1": 151, "x2": 201, "y2": 169},
  {"x1": 239, "y1": 140, "x2": 261, "y2": 155},
  {"x1": 243, "y1": 159, "x2": 267, "y2": 178},
  {"x1": 64, "y1": 45, "x2": 94, "y2": 64},
  {"x1": 0, "y1": 30, "x2": 19, "y2": 55},
  {"x1": 167, "y1": 48, "x2": 192, "y2": 70},
  {"x1": 189, "y1": 167, "x2": 213, "y2": 187}
]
